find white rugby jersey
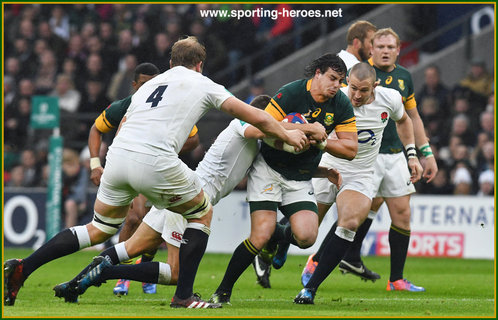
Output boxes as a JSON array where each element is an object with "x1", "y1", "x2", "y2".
[
  {"x1": 321, "y1": 86, "x2": 404, "y2": 175},
  {"x1": 196, "y1": 119, "x2": 259, "y2": 205},
  {"x1": 111, "y1": 66, "x2": 232, "y2": 155},
  {"x1": 337, "y1": 50, "x2": 360, "y2": 70}
]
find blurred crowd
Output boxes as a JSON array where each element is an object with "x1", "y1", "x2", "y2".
[
  {"x1": 3, "y1": 3, "x2": 494, "y2": 228},
  {"x1": 4, "y1": 3, "x2": 375, "y2": 150},
  {"x1": 3, "y1": 3, "x2": 376, "y2": 227},
  {"x1": 415, "y1": 60, "x2": 494, "y2": 196}
]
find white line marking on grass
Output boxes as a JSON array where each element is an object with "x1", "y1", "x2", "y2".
[
  {"x1": 240, "y1": 298, "x2": 495, "y2": 302},
  {"x1": 114, "y1": 297, "x2": 495, "y2": 303}
]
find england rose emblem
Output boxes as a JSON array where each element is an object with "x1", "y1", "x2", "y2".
[{"x1": 381, "y1": 112, "x2": 388, "y2": 123}]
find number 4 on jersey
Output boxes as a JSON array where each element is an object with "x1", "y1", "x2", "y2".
[{"x1": 146, "y1": 85, "x2": 168, "y2": 108}]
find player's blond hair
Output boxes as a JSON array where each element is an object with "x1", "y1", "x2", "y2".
[
  {"x1": 346, "y1": 20, "x2": 377, "y2": 45},
  {"x1": 372, "y1": 28, "x2": 401, "y2": 47},
  {"x1": 170, "y1": 36, "x2": 206, "y2": 69}
]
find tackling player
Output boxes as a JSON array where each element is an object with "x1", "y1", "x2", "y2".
[
  {"x1": 4, "y1": 36, "x2": 307, "y2": 309},
  {"x1": 295, "y1": 62, "x2": 422, "y2": 304},
  {"x1": 52, "y1": 95, "x2": 341, "y2": 302},
  {"x1": 88, "y1": 62, "x2": 199, "y2": 296},
  {"x1": 302, "y1": 28, "x2": 438, "y2": 292}
]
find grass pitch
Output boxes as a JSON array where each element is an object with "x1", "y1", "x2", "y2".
[{"x1": 2, "y1": 248, "x2": 495, "y2": 318}]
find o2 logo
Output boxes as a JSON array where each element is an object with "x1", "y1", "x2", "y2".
[
  {"x1": 4, "y1": 196, "x2": 46, "y2": 249},
  {"x1": 358, "y1": 129, "x2": 376, "y2": 146}
]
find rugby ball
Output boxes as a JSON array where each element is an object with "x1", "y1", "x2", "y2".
[{"x1": 282, "y1": 112, "x2": 307, "y2": 124}]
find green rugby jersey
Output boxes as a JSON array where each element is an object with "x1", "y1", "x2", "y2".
[
  {"x1": 368, "y1": 58, "x2": 417, "y2": 154},
  {"x1": 262, "y1": 78, "x2": 356, "y2": 181},
  {"x1": 94, "y1": 95, "x2": 198, "y2": 136},
  {"x1": 95, "y1": 96, "x2": 132, "y2": 133}
]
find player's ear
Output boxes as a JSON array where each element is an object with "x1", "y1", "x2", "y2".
[
  {"x1": 195, "y1": 61, "x2": 203, "y2": 73},
  {"x1": 169, "y1": 59, "x2": 173, "y2": 68},
  {"x1": 372, "y1": 78, "x2": 378, "y2": 89},
  {"x1": 352, "y1": 37, "x2": 361, "y2": 49}
]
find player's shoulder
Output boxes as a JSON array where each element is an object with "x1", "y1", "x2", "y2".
[
  {"x1": 279, "y1": 79, "x2": 307, "y2": 94},
  {"x1": 109, "y1": 95, "x2": 132, "y2": 110},
  {"x1": 374, "y1": 86, "x2": 403, "y2": 108},
  {"x1": 375, "y1": 86, "x2": 402, "y2": 100},
  {"x1": 273, "y1": 79, "x2": 308, "y2": 106}
]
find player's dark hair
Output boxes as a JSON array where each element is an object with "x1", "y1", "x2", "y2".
[
  {"x1": 349, "y1": 62, "x2": 377, "y2": 83},
  {"x1": 134, "y1": 63, "x2": 160, "y2": 81},
  {"x1": 249, "y1": 94, "x2": 271, "y2": 110},
  {"x1": 346, "y1": 20, "x2": 377, "y2": 45},
  {"x1": 170, "y1": 36, "x2": 206, "y2": 69},
  {"x1": 304, "y1": 53, "x2": 347, "y2": 78}
]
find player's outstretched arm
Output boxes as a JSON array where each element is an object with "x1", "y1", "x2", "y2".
[
  {"x1": 88, "y1": 123, "x2": 105, "y2": 186},
  {"x1": 221, "y1": 96, "x2": 308, "y2": 151}
]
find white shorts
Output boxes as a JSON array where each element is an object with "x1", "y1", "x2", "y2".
[
  {"x1": 372, "y1": 153, "x2": 416, "y2": 198},
  {"x1": 247, "y1": 154, "x2": 316, "y2": 206},
  {"x1": 97, "y1": 147, "x2": 202, "y2": 209},
  {"x1": 313, "y1": 172, "x2": 375, "y2": 205},
  {"x1": 142, "y1": 206, "x2": 187, "y2": 248}
]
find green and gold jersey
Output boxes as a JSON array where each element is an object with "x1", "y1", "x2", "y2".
[
  {"x1": 368, "y1": 58, "x2": 417, "y2": 154},
  {"x1": 94, "y1": 95, "x2": 198, "y2": 136},
  {"x1": 262, "y1": 78, "x2": 356, "y2": 181},
  {"x1": 94, "y1": 96, "x2": 132, "y2": 133}
]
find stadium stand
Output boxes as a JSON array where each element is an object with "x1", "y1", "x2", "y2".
[{"x1": 3, "y1": 3, "x2": 494, "y2": 197}]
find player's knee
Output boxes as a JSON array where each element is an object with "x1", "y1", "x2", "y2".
[
  {"x1": 249, "y1": 223, "x2": 275, "y2": 249},
  {"x1": 92, "y1": 211, "x2": 126, "y2": 236},
  {"x1": 250, "y1": 232, "x2": 273, "y2": 250},
  {"x1": 124, "y1": 211, "x2": 142, "y2": 229},
  {"x1": 294, "y1": 232, "x2": 317, "y2": 249}
]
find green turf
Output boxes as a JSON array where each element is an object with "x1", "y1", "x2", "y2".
[{"x1": 2, "y1": 248, "x2": 495, "y2": 318}]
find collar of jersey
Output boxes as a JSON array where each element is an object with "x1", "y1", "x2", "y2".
[{"x1": 306, "y1": 79, "x2": 312, "y2": 91}]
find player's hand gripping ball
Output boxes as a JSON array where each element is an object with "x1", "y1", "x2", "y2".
[
  {"x1": 283, "y1": 113, "x2": 326, "y2": 150},
  {"x1": 263, "y1": 113, "x2": 310, "y2": 154}
]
